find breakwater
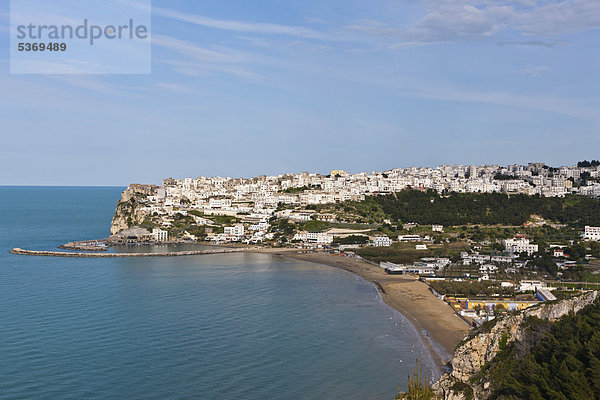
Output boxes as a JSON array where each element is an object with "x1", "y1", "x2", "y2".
[{"x1": 10, "y1": 248, "x2": 247, "y2": 258}]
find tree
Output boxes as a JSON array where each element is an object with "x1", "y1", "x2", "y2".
[
  {"x1": 566, "y1": 243, "x2": 587, "y2": 260},
  {"x1": 495, "y1": 303, "x2": 507, "y2": 316},
  {"x1": 590, "y1": 241, "x2": 600, "y2": 258}
]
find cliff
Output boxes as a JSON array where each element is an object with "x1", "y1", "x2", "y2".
[
  {"x1": 110, "y1": 185, "x2": 156, "y2": 235},
  {"x1": 433, "y1": 291, "x2": 600, "y2": 400}
]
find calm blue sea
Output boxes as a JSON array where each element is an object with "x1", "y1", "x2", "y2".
[{"x1": 0, "y1": 187, "x2": 435, "y2": 400}]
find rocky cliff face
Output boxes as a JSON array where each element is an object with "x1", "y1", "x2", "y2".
[
  {"x1": 434, "y1": 291, "x2": 599, "y2": 400},
  {"x1": 110, "y1": 186, "x2": 153, "y2": 235}
]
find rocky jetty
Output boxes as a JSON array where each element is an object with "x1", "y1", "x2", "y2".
[{"x1": 11, "y1": 248, "x2": 246, "y2": 258}]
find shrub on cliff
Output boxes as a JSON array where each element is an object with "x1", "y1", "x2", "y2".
[
  {"x1": 395, "y1": 359, "x2": 438, "y2": 400},
  {"x1": 487, "y1": 299, "x2": 600, "y2": 399}
]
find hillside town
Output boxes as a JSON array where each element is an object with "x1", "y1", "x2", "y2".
[{"x1": 113, "y1": 161, "x2": 600, "y2": 243}]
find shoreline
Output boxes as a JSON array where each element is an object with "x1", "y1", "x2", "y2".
[{"x1": 258, "y1": 250, "x2": 471, "y2": 368}]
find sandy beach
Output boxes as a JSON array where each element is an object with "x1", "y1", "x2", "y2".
[{"x1": 254, "y1": 249, "x2": 471, "y2": 367}]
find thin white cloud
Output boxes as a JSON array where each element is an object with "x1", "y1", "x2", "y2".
[
  {"x1": 287, "y1": 40, "x2": 333, "y2": 52},
  {"x1": 153, "y1": 7, "x2": 327, "y2": 40},
  {"x1": 153, "y1": 34, "x2": 259, "y2": 64},
  {"x1": 160, "y1": 59, "x2": 260, "y2": 80},
  {"x1": 517, "y1": 0, "x2": 600, "y2": 36},
  {"x1": 514, "y1": 66, "x2": 550, "y2": 77},
  {"x1": 51, "y1": 76, "x2": 126, "y2": 94},
  {"x1": 496, "y1": 39, "x2": 564, "y2": 47},
  {"x1": 152, "y1": 34, "x2": 264, "y2": 79},
  {"x1": 345, "y1": 0, "x2": 600, "y2": 46},
  {"x1": 236, "y1": 36, "x2": 273, "y2": 48},
  {"x1": 396, "y1": 79, "x2": 599, "y2": 122},
  {"x1": 154, "y1": 82, "x2": 204, "y2": 94}
]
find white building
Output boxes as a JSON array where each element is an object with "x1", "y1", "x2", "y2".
[
  {"x1": 380, "y1": 261, "x2": 435, "y2": 276},
  {"x1": 479, "y1": 264, "x2": 498, "y2": 274},
  {"x1": 293, "y1": 232, "x2": 333, "y2": 244},
  {"x1": 208, "y1": 198, "x2": 232, "y2": 208},
  {"x1": 373, "y1": 236, "x2": 393, "y2": 247},
  {"x1": 553, "y1": 249, "x2": 565, "y2": 257},
  {"x1": 504, "y1": 237, "x2": 538, "y2": 256},
  {"x1": 398, "y1": 234, "x2": 422, "y2": 242},
  {"x1": 224, "y1": 224, "x2": 245, "y2": 236},
  {"x1": 583, "y1": 226, "x2": 600, "y2": 241},
  {"x1": 152, "y1": 228, "x2": 168, "y2": 242},
  {"x1": 432, "y1": 225, "x2": 444, "y2": 232},
  {"x1": 518, "y1": 280, "x2": 545, "y2": 292}
]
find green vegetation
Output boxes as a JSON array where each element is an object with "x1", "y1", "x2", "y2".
[
  {"x1": 450, "y1": 381, "x2": 473, "y2": 400},
  {"x1": 166, "y1": 213, "x2": 200, "y2": 238},
  {"x1": 494, "y1": 174, "x2": 518, "y2": 181},
  {"x1": 591, "y1": 241, "x2": 600, "y2": 258},
  {"x1": 486, "y1": 299, "x2": 600, "y2": 399},
  {"x1": 357, "y1": 247, "x2": 433, "y2": 265},
  {"x1": 395, "y1": 359, "x2": 438, "y2": 400},
  {"x1": 357, "y1": 242, "x2": 469, "y2": 265},
  {"x1": 299, "y1": 219, "x2": 331, "y2": 232},
  {"x1": 114, "y1": 197, "x2": 139, "y2": 228},
  {"x1": 578, "y1": 160, "x2": 600, "y2": 168},
  {"x1": 281, "y1": 185, "x2": 311, "y2": 194},
  {"x1": 429, "y1": 281, "x2": 516, "y2": 298},
  {"x1": 333, "y1": 235, "x2": 369, "y2": 245},
  {"x1": 139, "y1": 217, "x2": 158, "y2": 232},
  {"x1": 211, "y1": 215, "x2": 240, "y2": 225},
  {"x1": 335, "y1": 189, "x2": 600, "y2": 227}
]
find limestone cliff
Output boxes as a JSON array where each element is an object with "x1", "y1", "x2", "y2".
[
  {"x1": 433, "y1": 291, "x2": 599, "y2": 400},
  {"x1": 110, "y1": 185, "x2": 156, "y2": 235}
]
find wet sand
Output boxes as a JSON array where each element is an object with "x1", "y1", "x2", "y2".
[{"x1": 256, "y1": 250, "x2": 470, "y2": 367}]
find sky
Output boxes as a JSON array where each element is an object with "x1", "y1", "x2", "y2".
[{"x1": 1, "y1": 0, "x2": 599, "y2": 186}]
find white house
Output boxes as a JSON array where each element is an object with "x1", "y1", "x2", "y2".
[
  {"x1": 288, "y1": 210, "x2": 316, "y2": 221},
  {"x1": 415, "y1": 244, "x2": 428, "y2": 250},
  {"x1": 479, "y1": 264, "x2": 498, "y2": 274},
  {"x1": 553, "y1": 249, "x2": 565, "y2": 257},
  {"x1": 224, "y1": 224, "x2": 245, "y2": 236},
  {"x1": 293, "y1": 231, "x2": 333, "y2": 244},
  {"x1": 310, "y1": 232, "x2": 333, "y2": 244},
  {"x1": 504, "y1": 237, "x2": 538, "y2": 256},
  {"x1": 583, "y1": 226, "x2": 600, "y2": 241},
  {"x1": 152, "y1": 228, "x2": 168, "y2": 242},
  {"x1": 373, "y1": 236, "x2": 393, "y2": 247},
  {"x1": 432, "y1": 225, "x2": 444, "y2": 232}
]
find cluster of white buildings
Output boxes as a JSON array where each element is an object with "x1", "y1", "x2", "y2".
[
  {"x1": 141, "y1": 162, "x2": 600, "y2": 218},
  {"x1": 123, "y1": 162, "x2": 600, "y2": 242}
]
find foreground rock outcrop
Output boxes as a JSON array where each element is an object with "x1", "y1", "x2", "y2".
[{"x1": 433, "y1": 291, "x2": 599, "y2": 400}]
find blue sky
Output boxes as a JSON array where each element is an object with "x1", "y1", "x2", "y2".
[{"x1": 1, "y1": 0, "x2": 599, "y2": 185}]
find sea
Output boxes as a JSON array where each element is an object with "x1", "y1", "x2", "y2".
[{"x1": 0, "y1": 187, "x2": 436, "y2": 400}]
